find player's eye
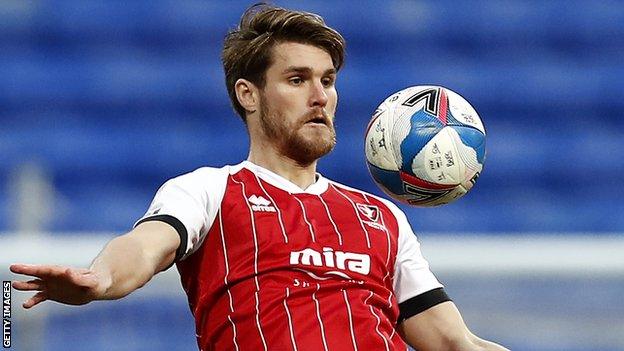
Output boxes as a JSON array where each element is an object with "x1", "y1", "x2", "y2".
[
  {"x1": 321, "y1": 76, "x2": 335, "y2": 88},
  {"x1": 289, "y1": 77, "x2": 303, "y2": 85}
]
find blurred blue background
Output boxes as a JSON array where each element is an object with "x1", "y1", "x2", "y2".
[
  {"x1": 1, "y1": 1, "x2": 623, "y2": 350},
  {"x1": 2, "y1": 0, "x2": 623, "y2": 234}
]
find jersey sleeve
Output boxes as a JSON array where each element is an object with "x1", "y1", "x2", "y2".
[
  {"x1": 386, "y1": 202, "x2": 451, "y2": 322},
  {"x1": 134, "y1": 166, "x2": 229, "y2": 261}
]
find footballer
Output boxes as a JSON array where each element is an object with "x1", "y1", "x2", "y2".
[{"x1": 11, "y1": 4, "x2": 508, "y2": 351}]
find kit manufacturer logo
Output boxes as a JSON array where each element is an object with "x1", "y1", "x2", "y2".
[{"x1": 248, "y1": 195, "x2": 276, "y2": 212}]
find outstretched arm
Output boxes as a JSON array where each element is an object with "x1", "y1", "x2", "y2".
[
  {"x1": 399, "y1": 301, "x2": 509, "y2": 351},
  {"x1": 10, "y1": 220, "x2": 180, "y2": 309}
]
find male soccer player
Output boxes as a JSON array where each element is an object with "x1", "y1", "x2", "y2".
[{"x1": 11, "y1": 4, "x2": 508, "y2": 351}]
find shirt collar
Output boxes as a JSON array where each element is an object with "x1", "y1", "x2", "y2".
[{"x1": 241, "y1": 160, "x2": 329, "y2": 195}]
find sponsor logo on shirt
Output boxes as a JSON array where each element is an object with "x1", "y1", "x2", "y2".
[
  {"x1": 356, "y1": 203, "x2": 385, "y2": 230},
  {"x1": 248, "y1": 195, "x2": 276, "y2": 212},
  {"x1": 290, "y1": 247, "x2": 370, "y2": 280}
]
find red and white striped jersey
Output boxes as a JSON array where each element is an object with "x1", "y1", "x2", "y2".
[{"x1": 137, "y1": 161, "x2": 449, "y2": 351}]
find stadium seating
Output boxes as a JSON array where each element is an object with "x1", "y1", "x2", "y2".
[{"x1": 1, "y1": 0, "x2": 623, "y2": 233}]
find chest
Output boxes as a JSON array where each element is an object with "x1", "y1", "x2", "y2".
[{"x1": 214, "y1": 178, "x2": 399, "y2": 283}]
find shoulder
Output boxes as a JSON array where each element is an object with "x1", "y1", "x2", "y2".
[
  {"x1": 172, "y1": 164, "x2": 237, "y2": 180},
  {"x1": 165, "y1": 163, "x2": 242, "y2": 189},
  {"x1": 151, "y1": 164, "x2": 246, "y2": 207}
]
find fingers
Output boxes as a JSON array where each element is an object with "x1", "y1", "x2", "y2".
[
  {"x1": 9, "y1": 264, "x2": 34, "y2": 274},
  {"x1": 10, "y1": 264, "x2": 58, "y2": 278},
  {"x1": 10, "y1": 264, "x2": 74, "y2": 280},
  {"x1": 13, "y1": 280, "x2": 48, "y2": 309},
  {"x1": 12, "y1": 279, "x2": 45, "y2": 291},
  {"x1": 23, "y1": 291, "x2": 48, "y2": 309}
]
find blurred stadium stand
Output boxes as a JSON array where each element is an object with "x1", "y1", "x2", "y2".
[
  {"x1": 1, "y1": 1, "x2": 623, "y2": 350},
  {"x1": 1, "y1": 0, "x2": 623, "y2": 233}
]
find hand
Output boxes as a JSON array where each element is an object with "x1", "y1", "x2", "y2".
[{"x1": 9, "y1": 264, "x2": 110, "y2": 309}]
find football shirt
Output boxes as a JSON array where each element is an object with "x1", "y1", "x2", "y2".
[{"x1": 137, "y1": 161, "x2": 449, "y2": 351}]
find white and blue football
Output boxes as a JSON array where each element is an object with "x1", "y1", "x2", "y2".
[{"x1": 365, "y1": 86, "x2": 486, "y2": 206}]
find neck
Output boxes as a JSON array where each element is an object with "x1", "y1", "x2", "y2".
[{"x1": 248, "y1": 140, "x2": 318, "y2": 190}]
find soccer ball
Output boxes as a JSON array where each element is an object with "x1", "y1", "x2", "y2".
[{"x1": 365, "y1": 85, "x2": 486, "y2": 206}]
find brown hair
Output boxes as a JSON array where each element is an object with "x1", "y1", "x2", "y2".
[{"x1": 222, "y1": 3, "x2": 346, "y2": 121}]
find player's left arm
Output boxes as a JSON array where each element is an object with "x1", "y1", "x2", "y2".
[
  {"x1": 382, "y1": 199, "x2": 509, "y2": 350},
  {"x1": 398, "y1": 300, "x2": 509, "y2": 351}
]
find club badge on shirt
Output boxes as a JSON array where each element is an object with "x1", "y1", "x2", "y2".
[{"x1": 356, "y1": 204, "x2": 385, "y2": 230}]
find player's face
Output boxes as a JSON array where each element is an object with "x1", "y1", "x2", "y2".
[{"x1": 259, "y1": 42, "x2": 338, "y2": 164}]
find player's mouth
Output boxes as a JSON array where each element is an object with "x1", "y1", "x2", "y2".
[
  {"x1": 303, "y1": 110, "x2": 332, "y2": 127},
  {"x1": 306, "y1": 116, "x2": 328, "y2": 125}
]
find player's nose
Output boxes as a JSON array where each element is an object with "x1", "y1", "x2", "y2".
[{"x1": 309, "y1": 81, "x2": 328, "y2": 108}]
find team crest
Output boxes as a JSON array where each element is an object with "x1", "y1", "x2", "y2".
[{"x1": 356, "y1": 204, "x2": 385, "y2": 230}]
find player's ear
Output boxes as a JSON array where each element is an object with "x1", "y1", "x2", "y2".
[{"x1": 235, "y1": 78, "x2": 259, "y2": 114}]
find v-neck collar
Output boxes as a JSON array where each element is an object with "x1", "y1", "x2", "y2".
[{"x1": 240, "y1": 161, "x2": 329, "y2": 195}]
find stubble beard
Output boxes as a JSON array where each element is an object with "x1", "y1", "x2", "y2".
[{"x1": 259, "y1": 96, "x2": 336, "y2": 166}]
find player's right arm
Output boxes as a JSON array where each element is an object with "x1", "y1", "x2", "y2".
[
  {"x1": 11, "y1": 166, "x2": 227, "y2": 309},
  {"x1": 10, "y1": 220, "x2": 180, "y2": 309}
]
